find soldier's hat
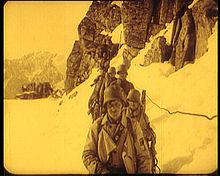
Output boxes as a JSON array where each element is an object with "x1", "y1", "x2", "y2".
[
  {"x1": 127, "y1": 89, "x2": 140, "y2": 103},
  {"x1": 108, "y1": 67, "x2": 116, "y2": 74},
  {"x1": 117, "y1": 64, "x2": 128, "y2": 75},
  {"x1": 103, "y1": 84, "x2": 126, "y2": 106}
]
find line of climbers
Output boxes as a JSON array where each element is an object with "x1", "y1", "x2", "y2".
[{"x1": 84, "y1": 64, "x2": 159, "y2": 174}]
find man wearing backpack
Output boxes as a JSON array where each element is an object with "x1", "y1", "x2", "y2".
[
  {"x1": 111, "y1": 64, "x2": 134, "y2": 96},
  {"x1": 105, "y1": 66, "x2": 117, "y2": 87},
  {"x1": 82, "y1": 84, "x2": 152, "y2": 174},
  {"x1": 127, "y1": 89, "x2": 158, "y2": 173}
]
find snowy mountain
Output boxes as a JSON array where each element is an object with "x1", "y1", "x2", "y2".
[
  {"x1": 4, "y1": 21, "x2": 217, "y2": 175},
  {"x1": 4, "y1": 51, "x2": 66, "y2": 99}
]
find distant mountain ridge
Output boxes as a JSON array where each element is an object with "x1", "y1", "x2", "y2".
[{"x1": 4, "y1": 51, "x2": 66, "y2": 99}]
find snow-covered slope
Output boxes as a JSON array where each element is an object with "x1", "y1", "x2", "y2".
[{"x1": 4, "y1": 23, "x2": 217, "y2": 175}]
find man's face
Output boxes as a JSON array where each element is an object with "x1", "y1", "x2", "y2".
[
  {"x1": 118, "y1": 72, "x2": 127, "y2": 80},
  {"x1": 128, "y1": 100, "x2": 139, "y2": 111},
  {"x1": 107, "y1": 100, "x2": 123, "y2": 121}
]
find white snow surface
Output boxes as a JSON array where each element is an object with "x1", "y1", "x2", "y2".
[{"x1": 4, "y1": 24, "x2": 217, "y2": 174}]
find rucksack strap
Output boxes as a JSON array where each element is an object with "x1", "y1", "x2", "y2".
[{"x1": 126, "y1": 117, "x2": 135, "y2": 141}]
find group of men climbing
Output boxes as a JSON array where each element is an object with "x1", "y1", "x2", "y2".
[{"x1": 83, "y1": 63, "x2": 158, "y2": 174}]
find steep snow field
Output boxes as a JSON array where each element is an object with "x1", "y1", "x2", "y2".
[{"x1": 4, "y1": 24, "x2": 217, "y2": 174}]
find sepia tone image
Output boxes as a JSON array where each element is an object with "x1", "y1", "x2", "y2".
[{"x1": 4, "y1": 0, "x2": 218, "y2": 175}]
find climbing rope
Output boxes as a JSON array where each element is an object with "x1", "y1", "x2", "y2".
[{"x1": 146, "y1": 94, "x2": 217, "y2": 120}]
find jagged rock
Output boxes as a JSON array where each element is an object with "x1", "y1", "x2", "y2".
[
  {"x1": 151, "y1": 0, "x2": 161, "y2": 24},
  {"x1": 106, "y1": 4, "x2": 121, "y2": 32},
  {"x1": 65, "y1": 41, "x2": 83, "y2": 93},
  {"x1": 66, "y1": 32, "x2": 120, "y2": 94},
  {"x1": 169, "y1": 8, "x2": 196, "y2": 71},
  {"x1": 168, "y1": 0, "x2": 194, "y2": 69},
  {"x1": 66, "y1": 41, "x2": 83, "y2": 73},
  {"x1": 86, "y1": 1, "x2": 112, "y2": 33},
  {"x1": 173, "y1": 0, "x2": 194, "y2": 18},
  {"x1": 22, "y1": 82, "x2": 36, "y2": 92},
  {"x1": 66, "y1": 0, "x2": 205, "y2": 92},
  {"x1": 64, "y1": 76, "x2": 76, "y2": 94},
  {"x1": 36, "y1": 82, "x2": 53, "y2": 98},
  {"x1": 65, "y1": 38, "x2": 100, "y2": 94},
  {"x1": 16, "y1": 82, "x2": 53, "y2": 99},
  {"x1": 146, "y1": 0, "x2": 176, "y2": 42},
  {"x1": 121, "y1": 0, "x2": 153, "y2": 49},
  {"x1": 143, "y1": 36, "x2": 171, "y2": 66},
  {"x1": 152, "y1": 0, "x2": 174, "y2": 24},
  {"x1": 122, "y1": 46, "x2": 140, "y2": 68},
  {"x1": 146, "y1": 23, "x2": 166, "y2": 41},
  {"x1": 159, "y1": 0, "x2": 174, "y2": 24},
  {"x1": 65, "y1": 53, "x2": 92, "y2": 94},
  {"x1": 86, "y1": 1, "x2": 121, "y2": 33},
  {"x1": 78, "y1": 17, "x2": 97, "y2": 47},
  {"x1": 73, "y1": 2, "x2": 121, "y2": 93},
  {"x1": 192, "y1": 0, "x2": 218, "y2": 59}
]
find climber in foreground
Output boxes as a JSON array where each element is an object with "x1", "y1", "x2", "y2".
[{"x1": 82, "y1": 84, "x2": 152, "y2": 174}]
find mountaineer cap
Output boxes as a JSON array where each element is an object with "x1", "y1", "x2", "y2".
[
  {"x1": 103, "y1": 84, "x2": 126, "y2": 106},
  {"x1": 127, "y1": 89, "x2": 141, "y2": 103}
]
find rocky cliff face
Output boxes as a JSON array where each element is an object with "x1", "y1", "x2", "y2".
[
  {"x1": 143, "y1": 0, "x2": 217, "y2": 70},
  {"x1": 192, "y1": 0, "x2": 218, "y2": 59},
  {"x1": 65, "y1": 0, "x2": 218, "y2": 93},
  {"x1": 143, "y1": 36, "x2": 172, "y2": 66},
  {"x1": 4, "y1": 51, "x2": 65, "y2": 99},
  {"x1": 170, "y1": 8, "x2": 196, "y2": 71},
  {"x1": 65, "y1": 1, "x2": 121, "y2": 94}
]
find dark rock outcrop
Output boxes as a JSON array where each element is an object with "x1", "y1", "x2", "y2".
[
  {"x1": 143, "y1": 36, "x2": 172, "y2": 66},
  {"x1": 16, "y1": 82, "x2": 54, "y2": 99},
  {"x1": 65, "y1": 1, "x2": 121, "y2": 94},
  {"x1": 152, "y1": 0, "x2": 174, "y2": 25},
  {"x1": 169, "y1": 8, "x2": 196, "y2": 71},
  {"x1": 192, "y1": 0, "x2": 218, "y2": 59},
  {"x1": 159, "y1": 0, "x2": 174, "y2": 24},
  {"x1": 86, "y1": 1, "x2": 114, "y2": 33},
  {"x1": 78, "y1": 17, "x2": 97, "y2": 50},
  {"x1": 141, "y1": 0, "x2": 217, "y2": 71},
  {"x1": 121, "y1": 0, "x2": 154, "y2": 67},
  {"x1": 35, "y1": 82, "x2": 53, "y2": 98},
  {"x1": 146, "y1": 0, "x2": 175, "y2": 41},
  {"x1": 121, "y1": 0, "x2": 153, "y2": 49},
  {"x1": 65, "y1": 41, "x2": 83, "y2": 94},
  {"x1": 172, "y1": 0, "x2": 193, "y2": 20},
  {"x1": 146, "y1": 23, "x2": 166, "y2": 41},
  {"x1": 106, "y1": 4, "x2": 121, "y2": 33}
]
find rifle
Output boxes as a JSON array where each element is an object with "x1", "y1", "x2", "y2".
[{"x1": 141, "y1": 90, "x2": 160, "y2": 174}]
